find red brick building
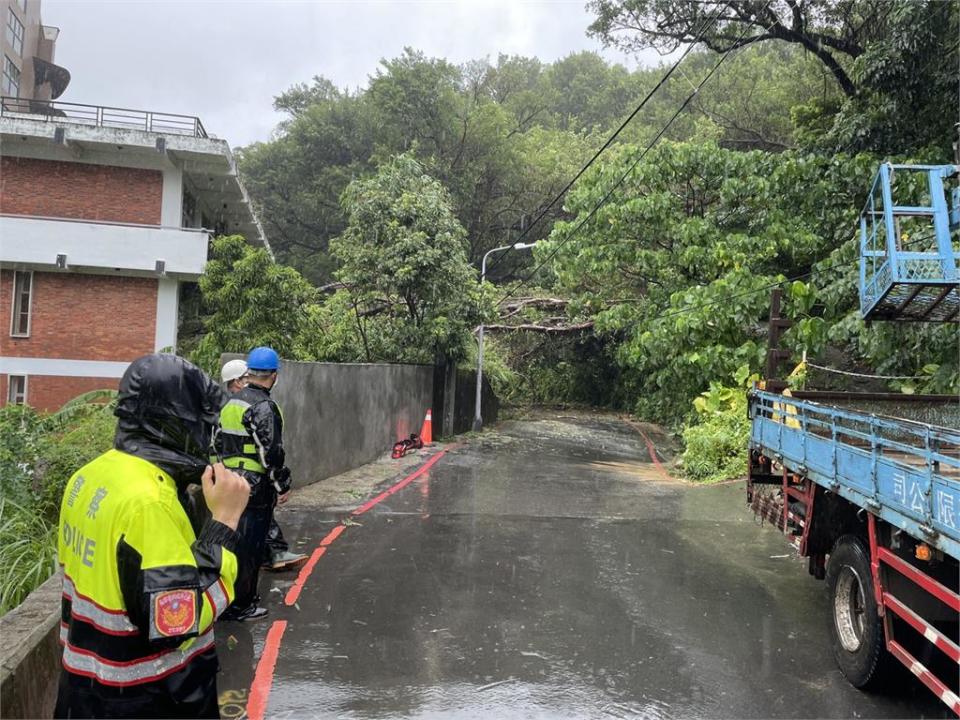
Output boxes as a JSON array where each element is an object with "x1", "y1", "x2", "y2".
[{"x1": 0, "y1": 102, "x2": 267, "y2": 410}]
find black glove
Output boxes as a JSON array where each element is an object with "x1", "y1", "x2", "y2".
[{"x1": 272, "y1": 466, "x2": 292, "y2": 495}]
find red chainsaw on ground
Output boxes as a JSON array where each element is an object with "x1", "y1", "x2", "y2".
[{"x1": 391, "y1": 433, "x2": 424, "y2": 459}]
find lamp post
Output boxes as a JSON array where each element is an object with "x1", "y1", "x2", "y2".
[{"x1": 474, "y1": 241, "x2": 536, "y2": 431}]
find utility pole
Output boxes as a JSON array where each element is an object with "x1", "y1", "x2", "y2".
[{"x1": 473, "y1": 241, "x2": 536, "y2": 431}]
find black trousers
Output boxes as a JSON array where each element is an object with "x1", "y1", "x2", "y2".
[
  {"x1": 264, "y1": 516, "x2": 289, "y2": 559},
  {"x1": 54, "y1": 666, "x2": 220, "y2": 719},
  {"x1": 230, "y1": 475, "x2": 275, "y2": 611}
]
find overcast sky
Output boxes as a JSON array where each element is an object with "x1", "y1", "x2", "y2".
[{"x1": 43, "y1": 0, "x2": 664, "y2": 147}]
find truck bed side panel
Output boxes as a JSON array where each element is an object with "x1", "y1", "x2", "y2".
[{"x1": 750, "y1": 390, "x2": 960, "y2": 560}]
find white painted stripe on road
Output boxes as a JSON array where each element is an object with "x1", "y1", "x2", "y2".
[{"x1": 0, "y1": 357, "x2": 130, "y2": 378}]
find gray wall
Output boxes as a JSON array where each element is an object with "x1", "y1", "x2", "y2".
[
  {"x1": 0, "y1": 571, "x2": 62, "y2": 719},
  {"x1": 431, "y1": 366, "x2": 498, "y2": 436},
  {"x1": 224, "y1": 357, "x2": 434, "y2": 489}
]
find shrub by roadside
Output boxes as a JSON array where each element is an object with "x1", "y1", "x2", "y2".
[
  {"x1": 679, "y1": 367, "x2": 756, "y2": 484},
  {"x1": 0, "y1": 393, "x2": 116, "y2": 615}
]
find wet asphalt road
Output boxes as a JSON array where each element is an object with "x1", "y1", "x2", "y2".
[{"x1": 216, "y1": 415, "x2": 947, "y2": 719}]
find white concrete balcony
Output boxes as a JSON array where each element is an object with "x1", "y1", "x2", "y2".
[{"x1": 0, "y1": 214, "x2": 209, "y2": 278}]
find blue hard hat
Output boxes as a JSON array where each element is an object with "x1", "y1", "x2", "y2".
[{"x1": 247, "y1": 346, "x2": 280, "y2": 371}]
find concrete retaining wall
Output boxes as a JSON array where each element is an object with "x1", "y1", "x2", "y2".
[
  {"x1": 276, "y1": 361, "x2": 434, "y2": 488},
  {"x1": 0, "y1": 571, "x2": 61, "y2": 719},
  {"x1": 234, "y1": 359, "x2": 435, "y2": 489},
  {"x1": 431, "y1": 367, "x2": 499, "y2": 436}
]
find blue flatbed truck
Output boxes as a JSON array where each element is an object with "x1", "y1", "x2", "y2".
[{"x1": 747, "y1": 163, "x2": 960, "y2": 714}]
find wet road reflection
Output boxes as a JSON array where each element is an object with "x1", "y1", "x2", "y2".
[{"x1": 217, "y1": 415, "x2": 947, "y2": 718}]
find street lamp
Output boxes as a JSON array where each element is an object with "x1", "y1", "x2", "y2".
[{"x1": 474, "y1": 241, "x2": 536, "y2": 431}]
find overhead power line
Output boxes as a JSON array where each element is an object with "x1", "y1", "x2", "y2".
[
  {"x1": 482, "y1": 2, "x2": 730, "y2": 278},
  {"x1": 495, "y1": 2, "x2": 776, "y2": 309}
]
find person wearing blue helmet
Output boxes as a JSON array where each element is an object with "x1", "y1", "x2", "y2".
[
  {"x1": 220, "y1": 358, "x2": 306, "y2": 574},
  {"x1": 214, "y1": 346, "x2": 295, "y2": 621}
]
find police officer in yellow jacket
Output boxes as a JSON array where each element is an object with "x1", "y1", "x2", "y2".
[{"x1": 55, "y1": 353, "x2": 250, "y2": 719}]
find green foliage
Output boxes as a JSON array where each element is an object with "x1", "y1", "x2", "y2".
[
  {"x1": 586, "y1": 1, "x2": 958, "y2": 155},
  {"x1": 0, "y1": 393, "x2": 117, "y2": 615},
  {"x1": 0, "y1": 404, "x2": 44, "y2": 508},
  {"x1": 681, "y1": 366, "x2": 757, "y2": 483},
  {"x1": 821, "y1": 1, "x2": 959, "y2": 155},
  {"x1": 680, "y1": 387, "x2": 750, "y2": 483},
  {"x1": 0, "y1": 394, "x2": 117, "y2": 522},
  {"x1": 542, "y1": 141, "x2": 872, "y2": 423},
  {"x1": 0, "y1": 497, "x2": 57, "y2": 615},
  {"x1": 240, "y1": 45, "x2": 828, "y2": 284},
  {"x1": 35, "y1": 402, "x2": 117, "y2": 518},
  {"x1": 461, "y1": 337, "x2": 519, "y2": 402},
  {"x1": 191, "y1": 235, "x2": 320, "y2": 373},
  {"x1": 587, "y1": 0, "x2": 871, "y2": 96},
  {"x1": 240, "y1": 50, "x2": 608, "y2": 282},
  {"x1": 319, "y1": 154, "x2": 483, "y2": 364}
]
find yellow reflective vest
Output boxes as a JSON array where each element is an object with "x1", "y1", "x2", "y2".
[{"x1": 57, "y1": 449, "x2": 238, "y2": 690}]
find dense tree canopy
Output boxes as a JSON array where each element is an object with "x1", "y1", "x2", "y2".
[
  {"x1": 224, "y1": 5, "x2": 957, "y2": 433},
  {"x1": 319, "y1": 154, "x2": 483, "y2": 364},
  {"x1": 239, "y1": 44, "x2": 833, "y2": 284},
  {"x1": 587, "y1": 0, "x2": 890, "y2": 96},
  {"x1": 587, "y1": 0, "x2": 959, "y2": 154},
  {"x1": 536, "y1": 143, "x2": 870, "y2": 420},
  {"x1": 191, "y1": 235, "x2": 319, "y2": 373}
]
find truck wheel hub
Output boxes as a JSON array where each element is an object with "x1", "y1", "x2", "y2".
[{"x1": 834, "y1": 566, "x2": 867, "y2": 652}]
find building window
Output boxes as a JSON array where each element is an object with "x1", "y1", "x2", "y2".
[
  {"x1": 10, "y1": 270, "x2": 32, "y2": 336},
  {"x1": 7, "y1": 375, "x2": 27, "y2": 405},
  {"x1": 6, "y1": 10, "x2": 23, "y2": 57},
  {"x1": 2, "y1": 55, "x2": 19, "y2": 97}
]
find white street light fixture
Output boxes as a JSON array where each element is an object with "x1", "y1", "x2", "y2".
[{"x1": 474, "y1": 241, "x2": 536, "y2": 431}]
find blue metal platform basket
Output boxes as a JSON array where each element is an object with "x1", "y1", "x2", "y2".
[{"x1": 859, "y1": 163, "x2": 959, "y2": 322}]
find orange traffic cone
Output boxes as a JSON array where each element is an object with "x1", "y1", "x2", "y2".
[{"x1": 420, "y1": 409, "x2": 433, "y2": 444}]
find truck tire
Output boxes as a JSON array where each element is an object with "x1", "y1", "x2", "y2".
[{"x1": 826, "y1": 535, "x2": 891, "y2": 690}]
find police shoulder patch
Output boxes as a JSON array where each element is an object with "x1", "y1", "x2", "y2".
[{"x1": 152, "y1": 589, "x2": 198, "y2": 638}]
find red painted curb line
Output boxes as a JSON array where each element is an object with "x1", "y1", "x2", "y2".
[
  {"x1": 284, "y1": 546, "x2": 327, "y2": 606},
  {"x1": 634, "y1": 426, "x2": 669, "y2": 478},
  {"x1": 246, "y1": 619, "x2": 287, "y2": 720},
  {"x1": 320, "y1": 524, "x2": 345, "y2": 546},
  {"x1": 284, "y1": 449, "x2": 448, "y2": 607},
  {"x1": 352, "y1": 450, "x2": 448, "y2": 516},
  {"x1": 253, "y1": 448, "x2": 450, "y2": 717}
]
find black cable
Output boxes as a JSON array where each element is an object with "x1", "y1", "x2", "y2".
[
  {"x1": 482, "y1": 1, "x2": 730, "y2": 278},
  {"x1": 494, "y1": 2, "x2": 774, "y2": 309}
]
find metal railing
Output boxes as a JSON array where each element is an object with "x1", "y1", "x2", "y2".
[{"x1": 0, "y1": 96, "x2": 207, "y2": 138}]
